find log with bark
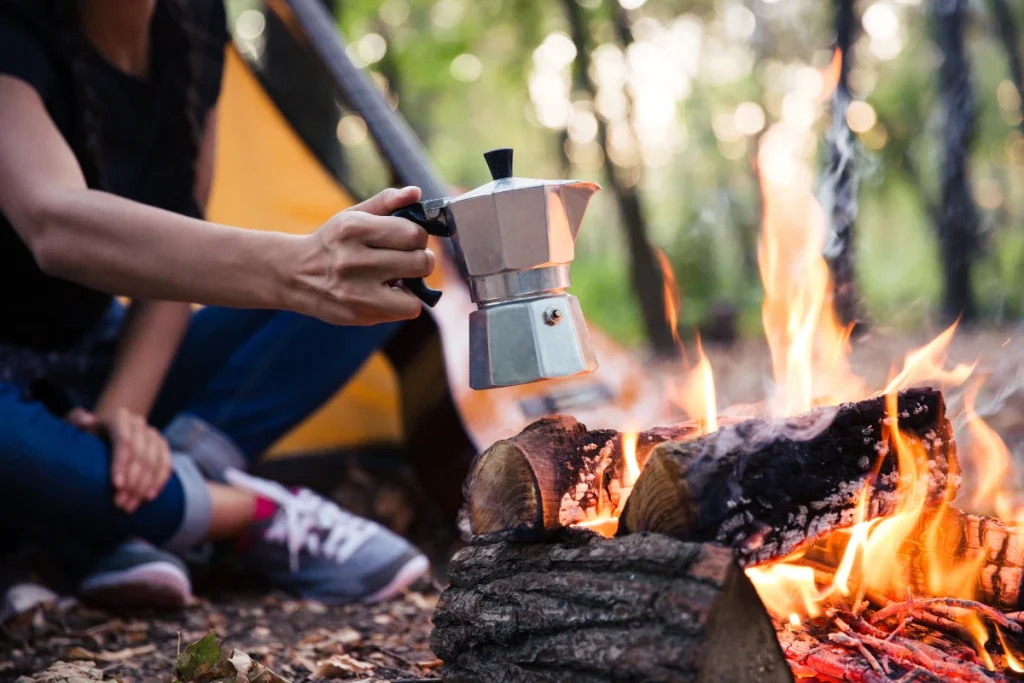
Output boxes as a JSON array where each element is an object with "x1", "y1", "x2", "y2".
[
  {"x1": 617, "y1": 388, "x2": 957, "y2": 566},
  {"x1": 430, "y1": 529, "x2": 792, "y2": 683},
  {"x1": 458, "y1": 415, "x2": 698, "y2": 541}
]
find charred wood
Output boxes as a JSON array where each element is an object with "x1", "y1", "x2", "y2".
[
  {"x1": 618, "y1": 388, "x2": 958, "y2": 565},
  {"x1": 431, "y1": 530, "x2": 791, "y2": 683}
]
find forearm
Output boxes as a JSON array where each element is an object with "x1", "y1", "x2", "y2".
[
  {"x1": 93, "y1": 300, "x2": 192, "y2": 418},
  {"x1": 28, "y1": 187, "x2": 311, "y2": 313}
]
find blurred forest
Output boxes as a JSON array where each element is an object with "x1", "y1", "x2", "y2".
[{"x1": 227, "y1": 0, "x2": 1024, "y2": 349}]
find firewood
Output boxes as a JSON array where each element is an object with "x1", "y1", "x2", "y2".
[
  {"x1": 430, "y1": 529, "x2": 792, "y2": 683},
  {"x1": 458, "y1": 415, "x2": 697, "y2": 540},
  {"x1": 618, "y1": 388, "x2": 958, "y2": 566},
  {"x1": 803, "y1": 507, "x2": 1024, "y2": 612}
]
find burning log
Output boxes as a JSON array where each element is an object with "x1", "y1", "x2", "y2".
[
  {"x1": 430, "y1": 529, "x2": 792, "y2": 683},
  {"x1": 458, "y1": 415, "x2": 697, "y2": 540},
  {"x1": 618, "y1": 388, "x2": 957, "y2": 565},
  {"x1": 804, "y1": 506, "x2": 1024, "y2": 612}
]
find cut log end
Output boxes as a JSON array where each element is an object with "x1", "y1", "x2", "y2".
[{"x1": 431, "y1": 529, "x2": 792, "y2": 683}]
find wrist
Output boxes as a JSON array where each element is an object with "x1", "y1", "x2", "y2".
[{"x1": 270, "y1": 232, "x2": 322, "y2": 318}]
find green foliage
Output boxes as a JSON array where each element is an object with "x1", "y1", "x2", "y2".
[{"x1": 226, "y1": 0, "x2": 1024, "y2": 347}]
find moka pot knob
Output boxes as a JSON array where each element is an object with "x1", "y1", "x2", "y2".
[{"x1": 484, "y1": 148, "x2": 514, "y2": 180}]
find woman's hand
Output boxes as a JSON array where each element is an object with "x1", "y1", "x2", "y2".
[
  {"x1": 292, "y1": 186, "x2": 436, "y2": 326},
  {"x1": 67, "y1": 407, "x2": 173, "y2": 514}
]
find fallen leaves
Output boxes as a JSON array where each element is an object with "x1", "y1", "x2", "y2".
[
  {"x1": 314, "y1": 653, "x2": 375, "y2": 678},
  {"x1": 15, "y1": 660, "x2": 105, "y2": 682},
  {"x1": 66, "y1": 644, "x2": 156, "y2": 662},
  {"x1": 172, "y1": 631, "x2": 287, "y2": 683}
]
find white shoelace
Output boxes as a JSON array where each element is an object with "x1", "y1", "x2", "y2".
[{"x1": 225, "y1": 468, "x2": 379, "y2": 573}]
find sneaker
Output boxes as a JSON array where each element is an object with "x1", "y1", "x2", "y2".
[
  {"x1": 77, "y1": 539, "x2": 192, "y2": 610},
  {"x1": 224, "y1": 468, "x2": 430, "y2": 604}
]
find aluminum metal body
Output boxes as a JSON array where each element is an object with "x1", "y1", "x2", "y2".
[{"x1": 422, "y1": 149, "x2": 601, "y2": 389}]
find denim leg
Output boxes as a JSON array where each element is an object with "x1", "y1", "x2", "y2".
[
  {"x1": 0, "y1": 383, "x2": 196, "y2": 550},
  {"x1": 150, "y1": 308, "x2": 401, "y2": 462}
]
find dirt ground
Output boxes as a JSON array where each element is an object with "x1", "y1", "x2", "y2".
[
  {"x1": 3, "y1": 326, "x2": 1023, "y2": 682},
  {"x1": 0, "y1": 571, "x2": 442, "y2": 682}
]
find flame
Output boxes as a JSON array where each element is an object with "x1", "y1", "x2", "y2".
[
  {"x1": 820, "y1": 48, "x2": 843, "y2": 103},
  {"x1": 879, "y1": 321, "x2": 975, "y2": 395},
  {"x1": 965, "y1": 378, "x2": 1012, "y2": 512},
  {"x1": 653, "y1": 247, "x2": 683, "y2": 349},
  {"x1": 622, "y1": 430, "x2": 641, "y2": 485},
  {"x1": 756, "y1": 124, "x2": 864, "y2": 417},
  {"x1": 674, "y1": 336, "x2": 718, "y2": 434},
  {"x1": 997, "y1": 625, "x2": 1024, "y2": 672}
]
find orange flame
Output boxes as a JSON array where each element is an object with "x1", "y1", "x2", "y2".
[
  {"x1": 880, "y1": 321, "x2": 975, "y2": 395},
  {"x1": 622, "y1": 430, "x2": 641, "y2": 485},
  {"x1": 756, "y1": 124, "x2": 864, "y2": 416},
  {"x1": 965, "y1": 378, "x2": 1012, "y2": 512},
  {"x1": 653, "y1": 247, "x2": 683, "y2": 349},
  {"x1": 997, "y1": 625, "x2": 1024, "y2": 672}
]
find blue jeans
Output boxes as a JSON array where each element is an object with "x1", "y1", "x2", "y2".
[{"x1": 0, "y1": 306, "x2": 398, "y2": 552}]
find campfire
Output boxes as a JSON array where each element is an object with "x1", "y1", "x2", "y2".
[{"x1": 430, "y1": 52, "x2": 1024, "y2": 683}]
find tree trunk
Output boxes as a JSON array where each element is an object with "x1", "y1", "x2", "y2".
[
  {"x1": 431, "y1": 530, "x2": 792, "y2": 683},
  {"x1": 618, "y1": 388, "x2": 958, "y2": 566},
  {"x1": 933, "y1": 0, "x2": 981, "y2": 323},
  {"x1": 560, "y1": 0, "x2": 676, "y2": 355},
  {"x1": 821, "y1": 0, "x2": 864, "y2": 329}
]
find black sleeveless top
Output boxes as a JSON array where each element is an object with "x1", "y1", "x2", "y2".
[{"x1": 0, "y1": 1, "x2": 229, "y2": 350}]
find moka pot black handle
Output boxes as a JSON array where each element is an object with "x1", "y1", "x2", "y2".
[{"x1": 391, "y1": 202, "x2": 450, "y2": 307}]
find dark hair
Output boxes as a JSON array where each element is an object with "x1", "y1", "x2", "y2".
[{"x1": 51, "y1": 0, "x2": 202, "y2": 192}]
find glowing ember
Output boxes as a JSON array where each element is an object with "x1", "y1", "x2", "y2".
[{"x1": 622, "y1": 430, "x2": 640, "y2": 484}]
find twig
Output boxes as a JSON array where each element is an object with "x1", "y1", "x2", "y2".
[
  {"x1": 830, "y1": 609, "x2": 889, "y2": 639},
  {"x1": 888, "y1": 616, "x2": 913, "y2": 640},
  {"x1": 870, "y1": 597, "x2": 1022, "y2": 633},
  {"x1": 832, "y1": 632, "x2": 884, "y2": 673}
]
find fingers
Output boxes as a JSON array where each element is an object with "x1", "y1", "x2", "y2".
[
  {"x1": 358, "y1": 213, "x2": 430, "y2": 251},
  {"x1": 371, "y1": 285, "x2": 424, "y2": 321},
  {"x1": 133, "y1": 426, "x2": 170, "y2": 508},
  {"x1": 348, "y1": 186, "x2": 422, "y2": 216},
  {"x1": 109, "y1": 409, "x2": 132, "y2": 493},
  {"x1": 361, "y1": 246, "x2": 436, "y2": 280}
]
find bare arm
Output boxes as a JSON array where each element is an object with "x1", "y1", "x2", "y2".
[
  {"x1": 94, "y1": 105, "x2": 223, "y2": 421},
  {"x1": 0, "y1": 75, "x2": 433, "y2": 326}
]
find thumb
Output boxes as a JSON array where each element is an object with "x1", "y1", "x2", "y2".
[
  {"x1": 348, "y1": 186, "x2": 422, "y2": 216},
  {"x1": 67, "y1": 407, "x2": 98, "y2": 430}
]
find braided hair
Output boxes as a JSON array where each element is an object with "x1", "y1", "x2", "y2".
[{"x1": 48, "y1": 0, "x2": 205, "y2": 194}]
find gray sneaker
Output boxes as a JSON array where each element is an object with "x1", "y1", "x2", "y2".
[
  {"x1": 224, "y1": 469, "x2": 429, "y2": 604},
  {"x1": 77, "y1": 539, "x2": 192, "y2": 610}
]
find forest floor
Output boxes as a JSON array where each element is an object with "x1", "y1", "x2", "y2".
[
  {"x1": 3, "y1": 325, "x2": 1024, "y2": 682},
  {"x1": 1, "y1": 568, "x2": 443, "y2": 682}
]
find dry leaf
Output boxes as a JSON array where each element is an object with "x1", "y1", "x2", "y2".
[
  {"x1": 67, "y1": 645, "x2": 156, "y2": 662},
  {"x1": 313, "y1": 653, "x2": 375, "y2": 678},
  {"x1": 418, "y1": 658, "x2": 444, "y2": 670},
  {"x1": 16, "y1": 660, "x2": 105, "y2": 682},
  {"x1": 337, "y1": 627, "x2": 362, "y2": 646}
]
